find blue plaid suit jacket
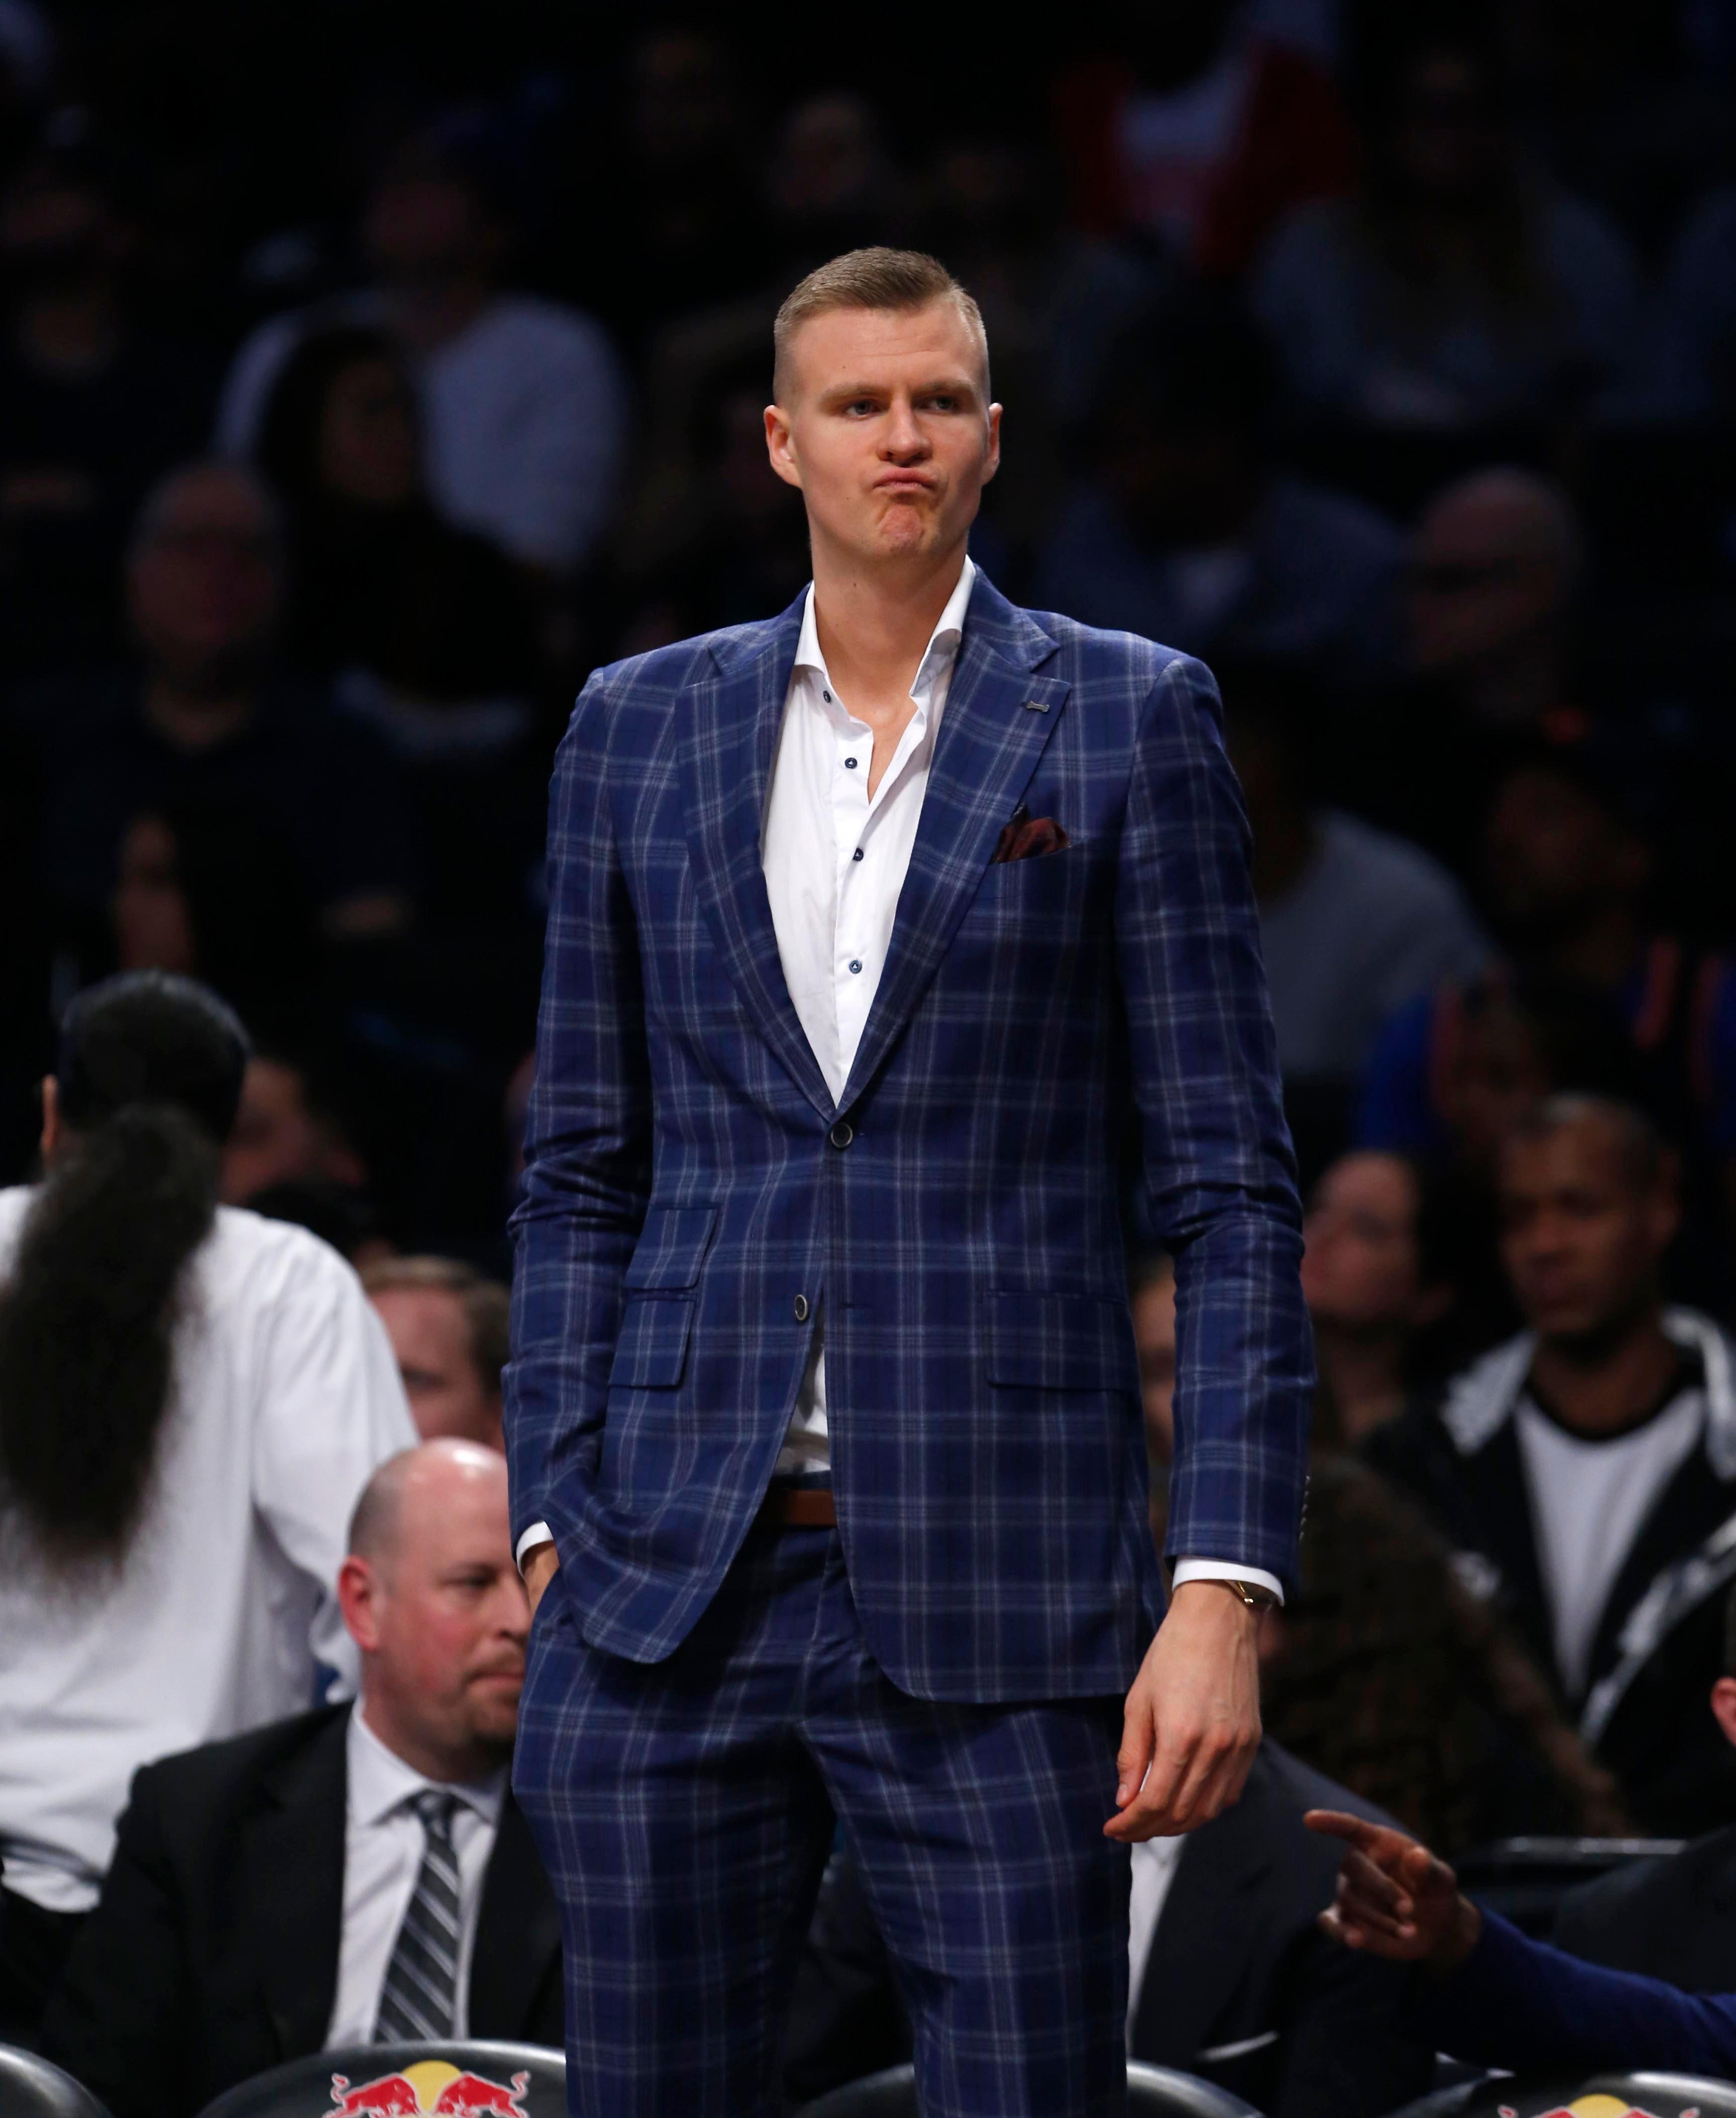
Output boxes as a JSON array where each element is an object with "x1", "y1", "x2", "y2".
[{"x1": 506, "y1": 570, "x2": 1313, "y2": 1704}]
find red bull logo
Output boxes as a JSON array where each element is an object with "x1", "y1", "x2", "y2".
[
  {"x1": 1498, "y1": 2097, "x2": 1693, "y2": 2118},
  {"x1": 329, "y1": 2062, "x2": 531, "y2": 2118}
]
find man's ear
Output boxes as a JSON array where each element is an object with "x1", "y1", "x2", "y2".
[
  {"x1": 338, "y1": 1553, "x2": 384, "y2": 1654},
  {"x1": 39, "y1": 1075, "x2": 59, "y2": 1166},
  {"x1": 982, "y1": 401, "x2": 1003, "y2": 486},
  {"x1": 764, "y1": 402, "x2": 803, "y2": 491},
  {"x1": 1711, "y1": 1675, "x2": 1736, "y2": 1752}
]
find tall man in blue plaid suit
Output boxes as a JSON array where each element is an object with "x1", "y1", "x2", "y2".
[{"x1": 506, "y1": 249, "x2": 1314, "y2": 2118}]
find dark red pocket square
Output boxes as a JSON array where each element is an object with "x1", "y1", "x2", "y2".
[{"x1": 991, "y1": 810, "x2": 1070, "y2": 864}]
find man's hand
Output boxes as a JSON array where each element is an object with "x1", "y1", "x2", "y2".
[
  {"x1": 1306, "y1": 1810, "x2": 1482, "y2": 1974},
  {"x1": 1105, "y1": 1580, "x2": 1262, "y2": 1842},
  {"x1": 523, "y1": 1540, "x2": 560, "y2": 1617}
]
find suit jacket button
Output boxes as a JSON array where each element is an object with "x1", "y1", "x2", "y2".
[
  {"x1": 829, "y1": 1121, "x2": 853, "y2": 1149},
  {"x1": 794, "y1": 1294, "x2": 810, "y2": 1322}
]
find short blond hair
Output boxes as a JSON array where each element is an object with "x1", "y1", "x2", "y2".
[
  {"x1": 362, "y1": 1253, "x2": 510, "y2": 1393},
  {"x1": 772, "y1": 246, "x2": 989, "y2": 405}
]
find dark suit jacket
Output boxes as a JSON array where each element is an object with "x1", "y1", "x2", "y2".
[
  {"x1": 41, "y1": 1707, "x2": 562, "y2": 2118},
  {"x1": 783, "y1": 1743, "x2": 1432, "y2": 2118},
  {"x1": 1554, "y1": 1821, "x2": 1736, "y2": 1990}
]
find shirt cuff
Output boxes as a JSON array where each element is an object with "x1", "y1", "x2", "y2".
[
  {"x1": 1172, "y1": 1558, "x2": 1285, "y2": 1607},
  {"x1": 516, "y1": 1522, "x2": 555, "y2": 1573}
]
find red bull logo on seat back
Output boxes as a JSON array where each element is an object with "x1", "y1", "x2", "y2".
[{"x1": 330, "y1": 2063, "x2": 531, "y2": 2118}]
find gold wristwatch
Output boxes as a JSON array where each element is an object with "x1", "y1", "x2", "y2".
[{"x1": 1220, "y1": 1577, "x2": 1279, "y2": 1611}]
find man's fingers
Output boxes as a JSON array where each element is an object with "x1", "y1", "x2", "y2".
[
  {"x1": 1108, "y1": 1721, "x2": 1256, "y2": 1839},
  {"x1": 1115, "y1": 1692, "x2": 1156, "y2": 1809},
  {"x1": 1342, "y1": 1848, "x2": 1410, "y2": 1915},
  {"x1": 1304, "y1": 1809, "x2": 1389, "y2": 1854}
]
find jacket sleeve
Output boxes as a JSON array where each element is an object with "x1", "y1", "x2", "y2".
[
  {"x1": 1410, "y1": 1908, "x2": 1736, "y2": 2079},
  {"x1": 1114, "y1": 650, "x2": 1314, "y2": 1591},
  {"x1": 39, "y1": 1767, "x2": 190, "y2": 2118},
  {"x1": 505, "y1": 672, "x2": 655, "y2": 1554}
]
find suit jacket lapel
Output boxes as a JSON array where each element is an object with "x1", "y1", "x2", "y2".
[
  {"x1": 837, "y1": 576, "x2": 1068, "y2": 1111},
  {"x1": 244, "y1": 1711, "x2": 348, "y2": 2058},
  {"x1": 1132, "y1": 1771, "x2": 1273, "y2": 2064},
  {"x1": 468, "y1": 1793, "x2": 562, "y2": 2037},
  {"x1": 682, "y1": 594, "x2": 834, "y2": 1120}
]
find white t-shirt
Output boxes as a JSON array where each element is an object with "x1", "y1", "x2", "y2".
[
  {"x1": 0, "y1": 1195, "x2": 416, "y2": 1910},
  {"x1": 1515, "y1": 1382, "x2": 1706, "y2": 1699}
]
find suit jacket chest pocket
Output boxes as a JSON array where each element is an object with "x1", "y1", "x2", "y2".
[{"x1": 611, "y1": 1205, "x2": 717, "y2": 1390}]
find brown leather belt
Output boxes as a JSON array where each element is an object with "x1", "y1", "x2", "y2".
[{"x1": 756, "y1": 1485, "x2": 837, "y2": 1530}]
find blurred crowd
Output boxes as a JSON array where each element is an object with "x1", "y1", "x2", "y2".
[{"x1": 6, "y1": 0, "x2": 1736, "y2": 2105}]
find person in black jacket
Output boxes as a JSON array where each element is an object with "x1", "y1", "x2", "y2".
[
  {"x1": 1368, "y1": 1095, "x2": 1736, "y2": 1833},
  {"x1": 782, "y1": 1740, "x2": 1433, "y2": 2118},
  {"x1": 1552, "y1": 1579, "x2": 1736, "y2": 1984},
  {"x1": 40, "y1": 1441, "x2": 561, "y2": 2114}
]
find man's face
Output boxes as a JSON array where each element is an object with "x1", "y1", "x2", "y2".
[
  {"x1": 765, "y1": 299, "x2": 1000, "y2": 574},
  {"x1": 1407, "y1": 497, "x2": 1559, "y2": 682},
  {"x1": 350, "y1": 1450, "x2": 528, "y2": 1767},
  {"x1": 1301, "y1": 1153, "x2": 1425, "y2": 1330},
  {"x1": 126, "y1": 470, "x2": 281, "y2": 688},
  {"x1": 1499, "y1": 1117, "x2": 1675, "y2": 1342},
  {"x1": 370, "y1": 1286, "x2": 502, "y2": 1452},
  {"x1": 1481, "y1": 769, "x2": 1640, "y2": 940}
]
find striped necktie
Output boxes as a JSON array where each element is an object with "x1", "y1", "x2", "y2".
[{"x1": 373, "y1": 1789, "x2": 463, "y2": 2042}]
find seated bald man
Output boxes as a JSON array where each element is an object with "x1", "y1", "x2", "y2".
[{"x1": 41, "y1": 1443, "x2": 562, "y2": 2116}]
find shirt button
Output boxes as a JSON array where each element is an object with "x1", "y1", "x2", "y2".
[
  {"x1": 823, "y1": 690, "x2": 832, "y2": 703},
  {"x1": 844, "y1": 757, "x2": 857, "y2": 769},
  {"x1": 852, "y1": 847, "x2": 864, "y2": 862},
  {"x1": 829, "y1": 1121, "x2": 854, "y2": 1149},
  {"x1": 794, "y1": 1294, "x2": 810, "y2": 1323},
  {"x1": 848, "y1": 960, "x2": 862, "y2": 974}
]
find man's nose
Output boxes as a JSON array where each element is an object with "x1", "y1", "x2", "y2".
[{"x1": 881, "y1": 399, "x2": 928, "y2": 460}]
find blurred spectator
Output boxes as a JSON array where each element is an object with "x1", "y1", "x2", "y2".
[
  {"x1": 1053, "y1": 0, "x2": 1354, "y2": 276},
  {"x1": 1260, "y1": 1454, "x2": 1626, "y2": 1853},
  {"x1": 1036, "y1": 294, "x2": 1404, "y2": 683},
  {"x1": 1251, "y1": 13, "x2": 1642, "y2": 429},
  {"x1": 1216, "y1": 658, "x2": 1488, "y2": 1172},
  {"x1": 1132, "y1": 1250, "x2": 1178, "y2": 1475},
  {"x1": 1357, "y1": 742, "x2": 1736, "y2": 1293},
  {"x1": 109, "y1": 794, "x2": 318, "y2": 1029},
  {"x1": 1303, "y1": 1150, "x2": 1505, "y2": 1446},
  {"x1": 256, "y1": 325, "x2": 538, "y2": 717},
  {"x1": 218, "y1": 137, "x2": 628, "y2": 577},
  {"x1": 766, "y1": 94, "x2": 908, "y2": 277},
  {"x1": 1333, "y1": 468, "x2": 1588, "y2": 872},
  {"x1": 0, "y1": 121, "x2": 216, "y2": 683},
  {"x1": 1655, "y1": 187, "x2": 1736, "y2": 420},
  {"x1": 254, "y1": 324, "x2": 545, "y2": 924},
  {"x1": 1368, "y1": 1095, "x2": 1736, "y2": 1832},
  {"x1": 785, "y1": 1741, "x2": 1432, "y2": 2118},
  {"x1": 363, "y1": 1256, "x2": 508, "y2": 1453},
  {"x1": 1553, "y1": 1581, "x2": 1736, "y2": 1986},
  {"x1": 582, "y1": 29, "x2": 771, "y2": 351},
  {"x1": 15, "y1": 461, "x2": 415, "y2": 985},
  {"x1": 0, "y1": 973, "x2": 414, "y2": 2039},
  {"x1": 41, "y1": 1442, "x2": 561, "y2": 2107},
  {"x1": 222, "y1": 1045, "x2": 368, "y2": 1207}
]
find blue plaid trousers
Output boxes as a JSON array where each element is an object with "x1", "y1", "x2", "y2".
[{"x1": 514, "y1": 1522, "x2": 1131, "y2": 2118}]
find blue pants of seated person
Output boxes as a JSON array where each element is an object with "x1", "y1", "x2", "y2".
[{"x1": 514, "y1": 1520, "x2": 1130, "y2": 2118}]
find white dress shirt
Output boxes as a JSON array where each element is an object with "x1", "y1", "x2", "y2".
[
  {"x1": 1126, "y1": 1833, "x2": 1187, "y2": 2038},
  {"x1": 325, "y1": 1705, "x2": 505, "y2": 2046},
  {"x1": 0, "y1": 1197, "x2": 417, "y2": 1912},
  {"x1": 520, "y1": 556, "x2": 1281, "y2": 1598}
]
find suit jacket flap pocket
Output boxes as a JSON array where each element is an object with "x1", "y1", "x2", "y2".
[
  {"x1": 609, "y1": 1296, "x2": 695, "y2": 1389},
  {"x1": 987, "y1": 1290, "x2": 1131, "y2": 1390},
  {"x1": 624, "y1": 1204, "x2": 718, "y2": 1291}
]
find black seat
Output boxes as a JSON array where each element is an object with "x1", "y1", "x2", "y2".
[
  {"x1": 0, "y1": 2044, "x2": 112, "y2": 2118},
  {"x1": 795, "y1": 2061, "x2": 1261, "y2": 2117},
  {"x1": 1388, "y1": 2072, "x2": 1736, "y2": 2118},
  {"x1": 1453, "y1": 1838, "x2": 1685, "y2": 1938},
  {"x1": 193, "y1": 2042, "x2": 565, "y2": 2118}
]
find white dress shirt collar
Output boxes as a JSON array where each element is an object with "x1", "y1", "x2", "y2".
[
  {"x1": 791, "y1": 554, "x2": 976, "y2": 713},
  {"x1": 349, "y1": 1703, "x2": 506, "y2": 1830}
]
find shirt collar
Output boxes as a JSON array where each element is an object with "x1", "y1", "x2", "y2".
[
  {"x1": 794, "y1": 554, "x2": 976, "y2": 702},
  {"x1": 348, "y1": 1700, "x2": 506, "y2": 1831}
]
